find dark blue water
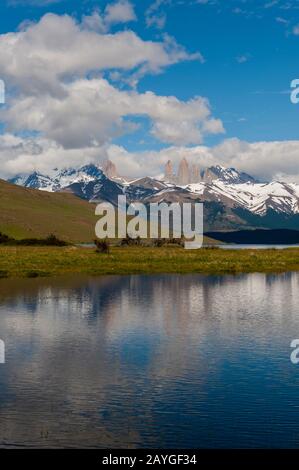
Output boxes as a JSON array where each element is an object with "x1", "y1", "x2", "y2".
[
  {"x1": 0, "y1": 273, "x2": 299, "y2": 448},
  {"x1": 219, "y1": 244, "x2": 299, "y2": 249}
]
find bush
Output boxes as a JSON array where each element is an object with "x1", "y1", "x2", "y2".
[
  {"x1": 95, "y1": 239, "x2": 110, "y2": 254},
  {"x1": 153, "y1": 238, "x2": 167, "y2": 247},
  {"x1": 167, "y1": 237, "x2": 184, "y2": 247},
  {"x1": 26, "y1": 271, "x2": 39, "y2": 278},
  {"x1": 15, "y1": 234, "x2": 68, "y2": 246},
  {"x1": 0, "y1": 232, "x2": 68, "y2": 246},
  {"x1": 26, "y1": 270, "x2": 49, "y2": 278},
  {"x1": 0, "y1": 232, "x2": 13, "y2": 244},
  {"x1": 120, "y1": 235, "x2": 141, "y2": 246},
  {"x1": 44, "y1": 234, "x2": 68, "y2": 246}
]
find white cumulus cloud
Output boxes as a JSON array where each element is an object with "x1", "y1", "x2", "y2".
[
  {"x1": 0, "y1": 11, "x2": 219, "y2": 159},
  {"x1": 2, "y1": 136, "x2": 299, "y2": 183}
]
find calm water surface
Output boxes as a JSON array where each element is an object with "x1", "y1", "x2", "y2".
[
  {"x1": 218, "y1": 244, "x2": 299, "y2": 249},
  {"x1": 0, "y1": 273, "x2": 299, "y2": 449}
]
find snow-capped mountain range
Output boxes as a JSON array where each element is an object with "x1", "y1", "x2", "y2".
[{"x1": 8, "y1": 162, "x2": 299, "y2": 230}]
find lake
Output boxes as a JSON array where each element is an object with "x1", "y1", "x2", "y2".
[
  {"x1": 218, "y1": 244, "x2": 299, "y2": 249},
  {"x1": 0, "y1": 273, "x2": 299, "y2": 449}
]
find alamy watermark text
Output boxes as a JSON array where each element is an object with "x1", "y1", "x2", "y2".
[{"x1": 95, "y1": 196, "x2": 204, "y2": 249}]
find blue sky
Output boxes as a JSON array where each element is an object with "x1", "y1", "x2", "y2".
[{"x1": 1, "y1": 0, "x2": 299, "y2": 180}]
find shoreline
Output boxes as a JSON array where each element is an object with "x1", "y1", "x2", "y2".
[{"x1": 1, "y1": 245, "x2": 299, "y2": 279}]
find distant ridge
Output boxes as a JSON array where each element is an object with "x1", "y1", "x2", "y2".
[{"x1": 7, "y1": 160, "x2": 299, "y2": 231}]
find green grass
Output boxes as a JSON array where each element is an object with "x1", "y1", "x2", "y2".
[
  {"x1": 0, "y1": 179, "x2": 96, "y2": 242},
  {"x1": 1, "y1": 245, "x2": 299, "y2": 278}
]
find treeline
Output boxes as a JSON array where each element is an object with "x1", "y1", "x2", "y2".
[{"x1": 0, "y1": 232, "x2": 68, "y2": 246}]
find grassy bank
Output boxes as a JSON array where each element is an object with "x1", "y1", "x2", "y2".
[
  {"x1": 0, "y1": 179, "x2": 96, "y2": 242},
  {"x1": 1, "y1": 246, "x2": 299, "y2": 278}
]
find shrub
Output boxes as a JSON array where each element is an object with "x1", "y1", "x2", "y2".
[
  {"x1": 0, "y1": 232, "x2": 68, "y2": 246},
  {"x1": 15, "y1": 234, "x2": 68, "y2": 246},
  {"x1": 154, "y1": 238, "x2": 167, "y2": 247},
  {"x1": 167, "y1": 237, "x2": 184, "y2": 247},
  {"x1": 26, "y1": 270, "x2": 49, "y2": 278},
  {"x1": 120, "y1": 235, "x2": 139, "y2": 246},
  {"x1": 44, "y1": 234, "x2": 68, "y2": 246},
  {"x1": 95, "y1": 239, "x2": 110, "y2": 254},
  {"x1": 26, "y1": 271, "x2": 39, "y2": 278},
  {"x1": 0, "y1": 232, "x2": 13, "y2": 244}
]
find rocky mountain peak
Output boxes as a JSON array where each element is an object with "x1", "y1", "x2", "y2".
[
  {"x1": 102, "y1": 159, "x2": 117, "y2": 179},
  {"x1": 164, "y1": 159, "x2": 258, "y2": 185},
  {"x1": 7, "y1": 159, "x2": 299, "y2": 230}
]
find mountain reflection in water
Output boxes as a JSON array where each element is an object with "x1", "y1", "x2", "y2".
[{"x1": 0, "y1": 272, "x2": 298, "y2": 448}]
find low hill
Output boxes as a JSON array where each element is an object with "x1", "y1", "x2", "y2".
[
  {"x1": 0, "y1": 179, "x2": 219, "y2": 245},
  {"x1": 0, "y1": 179, "x2": 96, "y2": 242}
]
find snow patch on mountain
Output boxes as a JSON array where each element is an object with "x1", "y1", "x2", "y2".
[
  {"x1": 8, "y1": 163, "x2": 299, "y2": 218},
  {"x1": 205, "y1": 165, "x2": 257, "y2": 184},
  {"x1": 186, "y1": 180, "x2": 299, "y2": 215}
]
